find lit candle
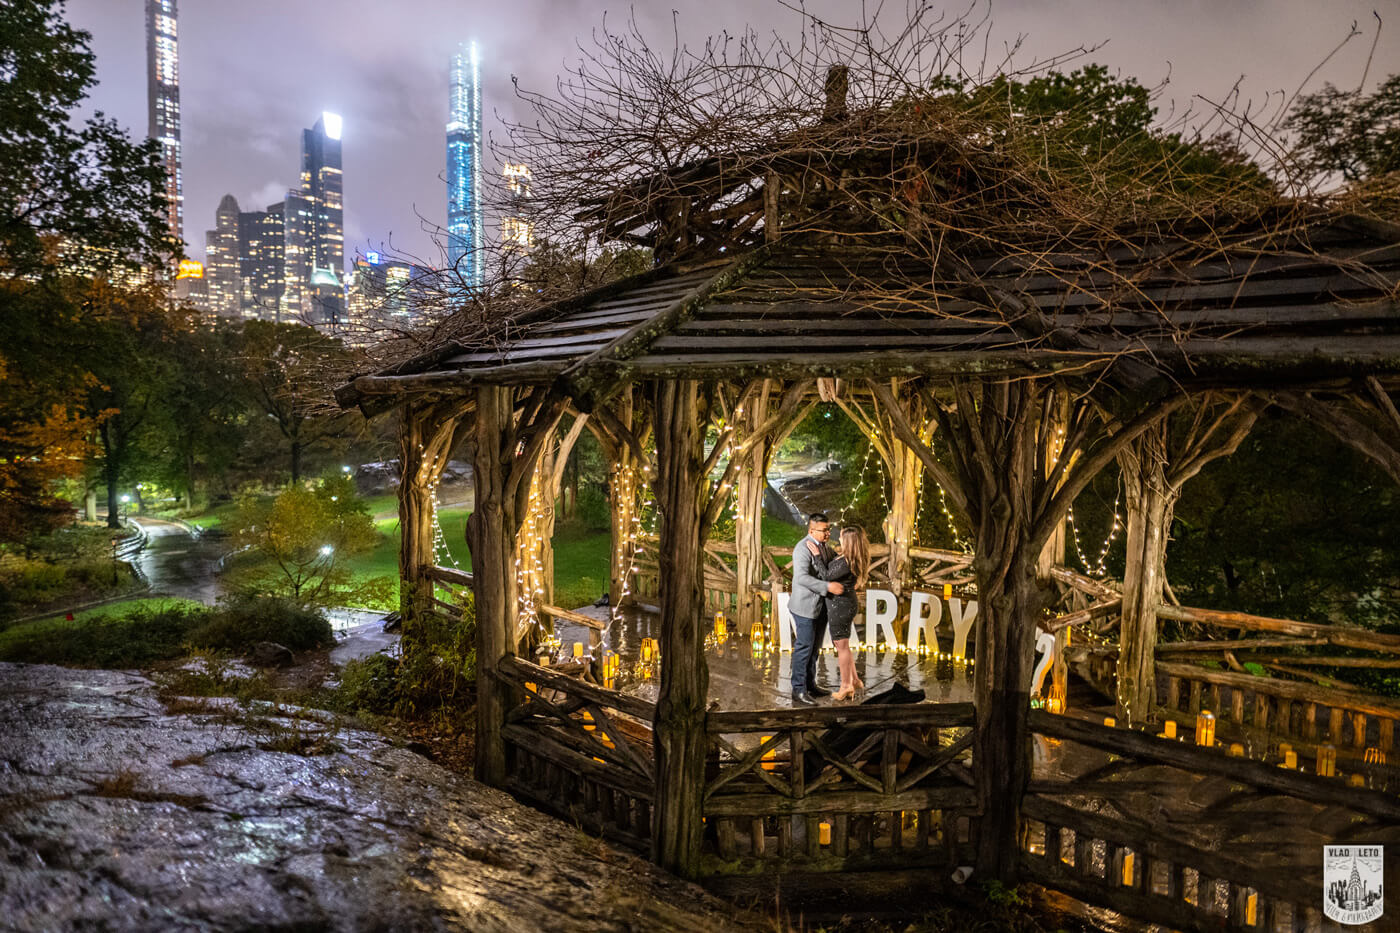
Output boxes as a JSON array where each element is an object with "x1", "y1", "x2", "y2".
[
  {"x1": 1281, "y1": 750, "x2": 1298, "y2": 769},
  {"x1": 573, "y1": 642, "x2": 584, "y2": 659},
  {"x1": 750, "y1": 621, "x2": 765, "y2": 646},
  {"x1": 1161, "y1": 720, "x2": 1177, "y2": 739},
  {"x1": 714, "y1": 612, "x2": 727, "y2": 641},
  {"x1": 525, "y1": 681, "x2": 537, "y2": 693},
  {"x1": 1228, "y1": 743, "x2": 1244, "y2": 757},
  {"x1": 1317, "y1": 744, "x2": 1337, "y2": 777},
  {"x1": 762, "y1": 747, "x2": 777, "y2": 771},
  {"x1": 582, "y1": 711, "x2": 594, "y2": 732},
  {"x1": 818, "y1": 821, "x2": 832, "y2": 845},
  {"x1": 942, "y1": 583, "x2": 953, "y2": 599},
  {"x1": 1103, "y1": 717, "x2": 1116, "y2": 728},
  {"x1": 1348, "y1": 773, "x2": 1365, "y2": 787},
  {"x1": 1195, "y1": 710, "x2": 1215, "y2": 747},
  {"x1": 1121, "y1": 851, "x2": 1135, "y2": 886},
  {"x1": 1365, "y1": 747, "x2": 1386, "y2": 765}
]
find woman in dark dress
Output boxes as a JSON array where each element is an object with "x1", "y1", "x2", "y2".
[{"x1": 823, "y1": 526, "x2": 869, "y2": 701}]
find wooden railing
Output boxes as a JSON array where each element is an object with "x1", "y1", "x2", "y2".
[
  {"x1": 1023, "y1": 710, "x2": 1400, "y2": 932},
  {"x1": 702, "y1": 703, "x2": 977, "y2": 873},
  {"x1": 496, "y1": 655, "x2": 657, "y2": 851},
  {"x1": 423, "y1": 564, "x2": 473, "y2": 622}
]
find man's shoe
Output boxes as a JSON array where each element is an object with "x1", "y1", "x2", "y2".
[
  {"x1": 791, "y1": 692, "x2": 817, "y2": 707},
  {"x1": 808, "y1": 685, "x2": 832, "y2": 698}
]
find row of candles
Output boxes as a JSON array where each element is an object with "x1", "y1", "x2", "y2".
[
  {"x1": 1092, "y1": 709, "x2": 1390, "y2": 785},
  {"x1": 711, "y1": 610, "x2": 976, "y2": 663}
]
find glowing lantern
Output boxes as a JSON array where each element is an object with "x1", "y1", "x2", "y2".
[
  {"x1": 1161, "y1": 720, "x2": 1177, "y2": 740},
  {"x1": 1195, "y1": 711, "x2": 1215, "y2": 747},
  {"x1": 714, "y1": 612, "x2": 727, "y2": 641}
]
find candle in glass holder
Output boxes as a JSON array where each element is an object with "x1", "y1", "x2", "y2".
[
  {"x1": 1281, "y1": 749, "x2": 1298, "y2": 769},
  {"x1": 572, "y1": 641, "x2": 584, "y2": 659},
  {"x1": 818, "y1": 821, "x2": 832, "y2": 846},
  {"x1": 1161, "y1": 720, "x2": 1177, "y2": 739},
  {"x1": 714, "y1": 612, "x2": 727, "y2": 641},
  {"x1": 1317, "y1": 744, "x2": 1337, "y2": 777},
  {"x1": 750, "y1": 622, "x2": 765, "y2": 648},
  {"x1": 1195, "y1": 710, "x2": 1215, "y2": 747}
]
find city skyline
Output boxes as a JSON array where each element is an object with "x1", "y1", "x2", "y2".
[
  {"x1": 68, "y1": 0, "x2": 1399, "y2": 268},
  {"x1": 446, "y1": 40, "x2": 483, "y2": 290},
  {"x1": 143, "y1": 0, "x2": 181, "y2": 244}
]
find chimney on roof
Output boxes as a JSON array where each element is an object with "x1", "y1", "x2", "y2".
[{"x1": 823, "y1": 64, "x2": 849, "y2": 122}]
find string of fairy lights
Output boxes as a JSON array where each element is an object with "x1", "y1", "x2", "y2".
[{"x1": 1065, "y1": 475, "x2": 1124, "y2": 578}]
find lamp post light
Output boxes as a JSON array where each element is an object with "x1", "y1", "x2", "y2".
[{"x1": 119, "y1": 494, "x2": 131, "y2": 526}]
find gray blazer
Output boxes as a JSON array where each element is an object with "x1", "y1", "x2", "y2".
[{"x1": 789, "y1": 535, "x2": 832, "y2": 619}]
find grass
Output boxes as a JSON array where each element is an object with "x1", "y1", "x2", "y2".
[
  {"x1": 341, "y1": 502, "x2": 803, "y2": 612},
  {"x1": 26, "y1": 596, "x2": 205, "y2": 625},
  {"x1": 0, "y1": 597, "x2": 332, "y2": 667}
]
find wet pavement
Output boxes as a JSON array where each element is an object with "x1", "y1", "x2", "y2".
[
  {"x1": 127, "y1": 517, "x2": 229, "y2": 605},
  {"x1": 0, "y1": 663, "x2": 759, "y2": 933}
]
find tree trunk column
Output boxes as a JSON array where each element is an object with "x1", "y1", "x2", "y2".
[
  {"x1": 467, "y1": 385, "x2": 518, "y2": 787},
  {"x1": 734, "y1": 433, "x2": 769, "y2": 628},
  {"x1": 398, "y1": 409, "x2": 437, "y2": 625},
  {"x1": 1117, "y1": 424, "x2": 1174, "y2": 724},
  {"x1": 649, "y1": 378, "x2": 709, "y2": 878},
  {"x1": 882, "y1": 440, "x2": 922, "y2": 595}
]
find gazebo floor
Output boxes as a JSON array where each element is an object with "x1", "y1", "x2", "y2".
[{"x1": 540, "y1": 604, "x2": 976, "y2": 711}]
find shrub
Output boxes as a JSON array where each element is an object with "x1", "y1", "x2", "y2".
[
  {"x1": 574, "y1": 485, "x2": 610, "y2": 531},
  {"x1": 395, "y1": 594, "x2": 477, "y2": 718},
  {"x1": 187, "y1": 596, "x2": 333, "y2": 652},
  {"x1": 336, "y1": 653, "x2": 400, "y2": 715},
  {"x1": 0, "y1": 603, "x2": 206, "y2": 667}
]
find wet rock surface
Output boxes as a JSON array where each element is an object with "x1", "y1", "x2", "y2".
[{"x1": 0, "y1": 663, "x2": 755, "y2": 932}]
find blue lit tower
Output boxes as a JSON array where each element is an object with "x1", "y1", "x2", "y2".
[
  {"x1": 144, "y1": 0, "x2": 183, "y2": 246},
  {"x1": 447, "y1": 41, "x2": 482, "y2": 290}
]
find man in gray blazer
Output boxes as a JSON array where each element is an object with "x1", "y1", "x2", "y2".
[{"x1": 789, "y1": 512, "x2": 842, "y2": 705}]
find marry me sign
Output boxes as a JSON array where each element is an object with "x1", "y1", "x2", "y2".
[{"x1": 774, "y1": 589, "x2": 1059, "y2": 693}]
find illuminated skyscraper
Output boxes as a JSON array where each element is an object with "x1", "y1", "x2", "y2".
[
  {"x1": 281, "y1": 113, "x2": 345, "y2": 325},
  {"x1": 204, "y1": 194, "x2": 241, "y2": 317},
  {"x1": 238, "y1": 205, "x2": 284, "y2": 319},
  {"x1": 144, "y1": 0, "x2": 183, "y2": 245},
  {"x1": 447, "y1": 41, "x2": 482, "y2": 290}
]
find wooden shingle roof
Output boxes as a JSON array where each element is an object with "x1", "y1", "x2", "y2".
[{"x1": 337, "y1": 214, "x2": 1400, "y2": 409}]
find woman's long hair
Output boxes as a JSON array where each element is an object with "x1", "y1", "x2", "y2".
[{"x1": 840, "y1": 526, "x2": 870, "y2": 589}]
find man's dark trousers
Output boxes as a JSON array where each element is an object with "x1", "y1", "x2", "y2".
[{"x1": 790, "y1": 603, "x2": 828, "y2": 695}]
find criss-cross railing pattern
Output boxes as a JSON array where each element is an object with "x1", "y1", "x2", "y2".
[
  {"x1": 701, "y1": 703, "x2": 977, "y2": 870},
  {"x1": 497, "y1": 655, "x2": 656, "y2": 850}
]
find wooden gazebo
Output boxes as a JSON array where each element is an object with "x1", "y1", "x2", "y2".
[{"x1": 338, "y1": 130, "x2": 1400, "y2": 926}]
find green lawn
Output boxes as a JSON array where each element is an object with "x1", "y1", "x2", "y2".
[
  {"x1": 342, "y1": 507, "x2": 804, "y2": 612},
  {"x1": 12, "y1": 596, "x2": 204, "y2": 630}
]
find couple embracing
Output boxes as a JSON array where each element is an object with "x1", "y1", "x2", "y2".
[{"x1": 788, "y1": 512, "x2": 869, "y2": 706}]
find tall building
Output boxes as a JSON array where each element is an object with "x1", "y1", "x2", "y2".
[
  {"x1": 238, "y1": 205, "x2": 285, "y2": 319},
  {"x1": 281, "y1": 113, "x2": 345, "y2": 326},
  {"x1": 144, "y1": 0, "x2": 183, "y2": 246},
  {"x1": 447, "y1": 41, "x2": 482, "y2": 290},
  {"x1": 346, "y1": 252, "x2": 428, "y2": 338},
  {"x1": 204, "y1": 194, "x2": 241, "y2": 317}
]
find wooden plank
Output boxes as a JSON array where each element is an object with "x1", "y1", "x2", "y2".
[
  {"x1": 709, "y1": 702, "x2": 974, "y2": 731},
  {"x1": 425, "y1": 565, "x2": 474, "y2": 586},
  {"x1": 1156, "y1": 661, "x2": 1400, "y2": 720},
  {"x1": 703, "y1": 786, "x2": 975, "y2": 817},
  {"x1": 502, "y1": 722, "x2": 655, "y2": 799},
  {"x1": 497, "y1": 655, "x2": 656, "y2": 720},
  {"x1": 1155, "y1": 604, "x2": 1400, "y2": 652},
  {"x1": 538, "y1": 603, "x2": 606, "y2": 631},
  {"x1": 1029, "y1": 710, "x2": 1400, "y2": 821}
]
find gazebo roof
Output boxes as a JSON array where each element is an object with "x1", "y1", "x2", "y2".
[{"x1": 337, "y1": 213, "x2": 1400, "y2": 410}]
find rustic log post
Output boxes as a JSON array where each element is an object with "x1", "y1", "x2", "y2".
[
  {"x1": 734, "y1": 383, "x2": 772, "y2": 628},
  {"x1": 398, "y1": 402, "x2": 465, "y2": 626},
  {"x1": 467, "y1": 385, "x2": 519, "y2": 787},
  {"x1": 1116, "y1": 397, "x2": 1256, "y2": 724},
  {"x1": 649, "y1": 378, "x2": 709, "y2": 878},
  {"x1": 1117, "y1": 421, "x2": 1173, "y2": 724},
  {"x1": 514, "y1": 414, "x2": 589, "y2": 648},
  {"x1": 398, "y1": 407, "x2": 437, "y2": 625},
  {"x1": 882, "y1": 438, "x2": 923, "y2": 596}
]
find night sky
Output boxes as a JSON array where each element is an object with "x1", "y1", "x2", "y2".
[{"x1": 65, "y1": 0, "x2": 1400, "y2": 268}]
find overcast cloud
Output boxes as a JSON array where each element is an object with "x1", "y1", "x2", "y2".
[{"x1": 65, "y1": 0, "x2": 1400, "y2": 266}]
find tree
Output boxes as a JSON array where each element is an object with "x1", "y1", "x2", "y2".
[
  {"x1": 228, "y1": 475, "x2": 390, "y2": 609},
  {"x1": 1284, "y1": 74, "x2": 1400, "y2": 185},
  {"x1": 0, "y1": 0, "x2": 174, "y2": 544},
  {"x1": 231, "y1": 320, "x2": 361, "y2": 484}
]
